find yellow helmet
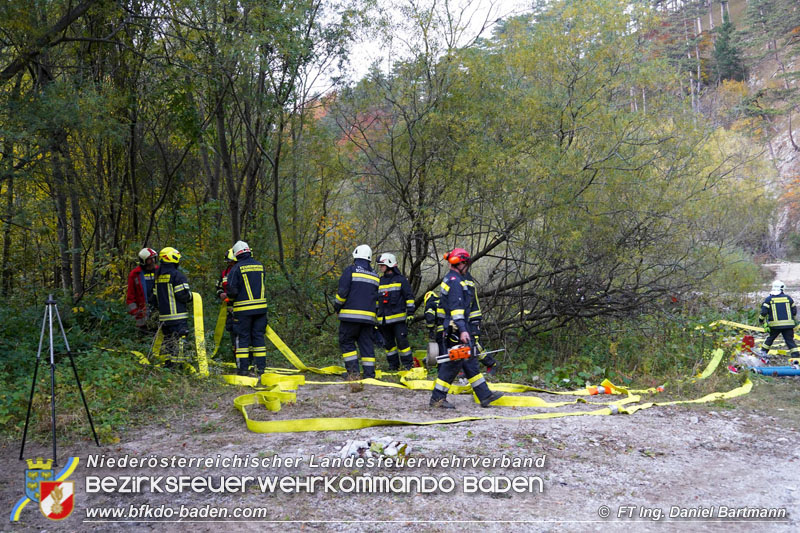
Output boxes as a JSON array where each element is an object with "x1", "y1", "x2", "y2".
[
  {"x1": 226, "y1": 248, "x2": 236, "y2": 262},
  {"x1": 159, "y1": 247, "x2": 181, "y2": 264}
]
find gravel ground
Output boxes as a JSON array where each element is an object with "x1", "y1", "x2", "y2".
[{"x1": 3, "y1": 370, "x2": 798, "y2": 533}]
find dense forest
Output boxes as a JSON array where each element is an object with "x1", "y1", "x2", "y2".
[{"x1": 1, "y1": 0, "x2": 798, "y2": 353}]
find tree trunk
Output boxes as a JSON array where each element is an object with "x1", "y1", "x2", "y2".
[
  {"x1": 708, "y1": 1, "x2": 714, "y2": 31},
  {"x1": 272, "y1": 118, "x2": 286, "y2": 265},
  {"x1": 217, "y1": 98, "x2": 240, "y2": 240},
  {"x1": 1, "y1": 73, "x2": 21, "y2": 296},
  {"x1": 66, "y1": 152, "x2": 84, "y2": 298},
  {"x1": 1, "y1": 173, "x2": 13, "y2": 296},
  {"x1": 128, "y1": 112, "x2": 138, "y2": 236},
  {"x1": 52, "y1": 150, "x2": 72, "y2": 294}
]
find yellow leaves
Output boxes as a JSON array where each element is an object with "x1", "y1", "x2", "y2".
[
  {"x1": 609, "y1": 341, "x2": 619, "y2": 358},
  {"x1": 308, "y1": 212, "x2": 358, "y2": 273}
]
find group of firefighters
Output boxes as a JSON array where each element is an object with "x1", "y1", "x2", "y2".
[
  {"x1": 126, "y1": 238, "x2": 800, "y2": 408},
  {"x1": 126, "y1": 241, "x2": 268, "y2": 373},
  {"x1": 126, "y1": 242, "x2": 504, "y2": 409}
]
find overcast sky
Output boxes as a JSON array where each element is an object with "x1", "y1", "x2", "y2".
[{"x1": 344, "y1": 0, "x2": 534, "y2": 82}]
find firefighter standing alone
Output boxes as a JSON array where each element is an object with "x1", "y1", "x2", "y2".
[
  {"x1": 758, "y1": 280, "x2": 800, "y2": 361},
  {"x1": 376, "y1": 252, "x2": 416, "y2": 371},
  {"x1": 430, "y1": 248, "x2": 503, "y2": 409},
  {"x1": 225, "y1": 241, "x2": 269, "y2": 377},
  {"x1": 334, "y1": 245, "x2": 379, "y2": 379}
]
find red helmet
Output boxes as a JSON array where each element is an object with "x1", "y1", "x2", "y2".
[{"x1": 444, "y1": 248, "x2": 470, "y2": 265}]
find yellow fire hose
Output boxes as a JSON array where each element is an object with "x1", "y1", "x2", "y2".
[{"x1": 114, "y1": 304, "x2": 748, "y2": 433}]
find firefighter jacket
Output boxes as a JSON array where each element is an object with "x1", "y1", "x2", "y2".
[
  {"x1": 377, "y1": 268, "x2": 415, "y2": 324},
  {"x1": 225, "y1": 253, "x2": 268, "y2": 316},
  {"x1": 463, "y1": 272, "x2": 483, "y2": 324},
  {"x1": 126, "y1": 265, "x2": 155, "y2": 323},
  {"x1": 760, "y1": 293, "x2": 796, "y2": 329},
  {"x1": 216, "y1": 264, "x2": 234, "y2": 299},
  {"x1": 150, "y1": 263, "x2": 191, "y2": 324},
  {"x1": 439, "y1": 268, "x2": 479, "y2": 334},
  {"x1": 334, "y1": 258, "x2": 379, "y2": 324},
  {"x1": 424, "y1": 291, "x2": 444, "y2": 339}
]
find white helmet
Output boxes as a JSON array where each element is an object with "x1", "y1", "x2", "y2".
[
  {"x1": 232, "y1": 240, "x2": 251, "y2": 257},
  {"x1": 352, "y1": 244, "x2": 372, "y2": 261},
  {"x1": 377, "y1": 253, "x2": 397, "y2": 268},
  {"x1": 138, "y1": 248, "x2": 157, "y2": 263},
  {"x1": 770, "y1": 280, "x2": 785, "y2": 295}
]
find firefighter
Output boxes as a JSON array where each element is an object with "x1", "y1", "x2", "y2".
[
  {"x1": 758, "y1": 280, "x2": 800, "y2": 361},
  {"x1": 334, "y1": 245, "x2": 379, "y2": 379},
  {"x1": 225, "y1": 240, "x2": 268, "y2": 377},
  {"x1": 423, "y1": 290, "x2": 443, "y2": 366},
  {"x1": 429, "y1": 248, "x2": 503, "y2": 409},
  {"x1": 215, "y1": 248, "x2": 237, "y2": 361},
  {"x1": 126, "y1": 248, "x2": 158, "y2": 332},
  {"x1": 464, "y1": 270, "x2": 498, "y2": 375},
  {"x1": 376, "y1": 253, "x2": 416, "y2": 370},
  {"x1": 150, "y1": 247, "x2": 192, "y2": 366}
]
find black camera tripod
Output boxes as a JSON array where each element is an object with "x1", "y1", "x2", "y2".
[{"x1": 19, "y1": 295, "x2": 99, "y2": 466}]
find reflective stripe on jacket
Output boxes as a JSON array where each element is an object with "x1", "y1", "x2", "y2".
[
  {"x1": 440, "y1": 270, "x2": 471, "y2": 334},
  {"x1": 336, "y1": 259, "x2": 379, "y2": 324},
  {"x1": 226, "y1": 256, "x2": 268, "y2": 315},
  {"x1": 151, "y1": 263, "x2": 191, "y2": 323},
  {"x1": 760, "y1": 293, "x2": 796, "y2": 328},
  {"x1": 377, "y1": 269, "x2": 415, "y2": 324}
]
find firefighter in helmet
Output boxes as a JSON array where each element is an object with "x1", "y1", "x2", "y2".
[
  {"x1": 376, "y1": 252, "x2": 416, "y2": 371},
  {"x1": 334, "y1": 245, "x2": 379, "y2": 379},
  {"x1": 149, "y1": 247, "x2": 192, "y2": 366},
  {"x1": 225, "y1": 240, "x2": 269, "y2": 377},
  {"x1": 127, "y1": 248, "x2": 158, "y2": 332},
  {"x1": 758, "y1": 280, "x2": 800, "y2": 362},
  {"x1": 430, "y1": 248, "x2": 503, "y2": 409}
]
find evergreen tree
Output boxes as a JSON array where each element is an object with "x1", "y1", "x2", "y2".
[{"x1": 712, "y1": 14, "x2": 745, "y2": 83}]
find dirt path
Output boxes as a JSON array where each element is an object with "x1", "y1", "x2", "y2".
[
  {"x1": 763, "y1": 262, "x2": 800, "y2": 289},
  {"x1": 3, "y1": 371, "x2": 798, "y2": 533}
]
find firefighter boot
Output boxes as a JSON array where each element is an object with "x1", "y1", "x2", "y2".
[
  {"x1": 480, "y1": 391, "x2": 504, "y2": 408},
  {"x1": 386, "y1": 351, "x2": 400, "y2": 372},
  {"x1": 399, "y1": 351, "x2": 414, "y2": 371},
  {"x1": 430, "y1": 397, "x2": 455, "y2": 409}
]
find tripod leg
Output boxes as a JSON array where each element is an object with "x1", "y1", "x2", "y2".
[
  {"x1": 48, "y1": 303, "x2": 58, "y2": 466},
  {"x1": 54, "y1": 305, "x2": 100, "y2": 447},
  {"x1": 19, "y1": 305, "x2": 48, "y2": 460}
]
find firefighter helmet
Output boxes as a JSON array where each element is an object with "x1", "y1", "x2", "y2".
[
  {"x1": 352, "y1": 244, "x2": 372, "y2": 261},
  {"x1": 444, "y1": 248, "x2": 470, "y2": 265},
  {"x1": 159, "y1": 247, "x2": 181, "y2": 264},
  {"x1": 138, "y1": 248, "x2": 157, "y2": 264},
  {"x1": 232, "y1": 240, "x2": 251, "y2": 257},
  {"x1": 226, "y1": 248, "x2": 236, "y2": 262},
  {"x1": 377, "y1": 252, "x2": 397, "y2": 268},
  {"x1": 770, "y1": 280, "x2": 786, "y2": 295}
]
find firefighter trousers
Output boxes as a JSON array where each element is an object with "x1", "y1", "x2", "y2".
[
  {"x1": 339, "y1": 321, "x2": 375, "y2": 378},
  {"x1": 378, "y1": 321, "x2": 412, "y2": 370},
  {"x1": 234, "y1": 313, "x2": 267, "y2": 374},
  {"x1": 431, "y1": 333, "x2": 492, "y2": 403}
]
